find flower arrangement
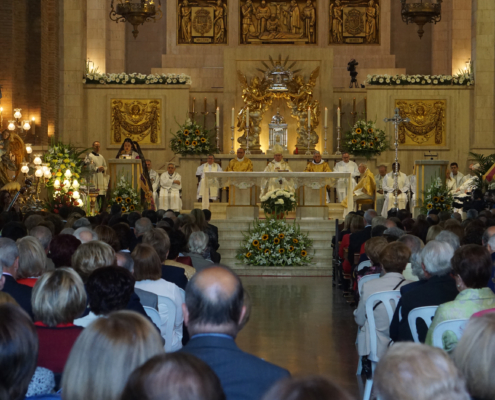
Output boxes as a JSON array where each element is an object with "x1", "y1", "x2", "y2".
[
  {"x1": 109, "y1": 175, "x2": 141, "y2": 213},
  {"x1": 84, "y1": 72, "x2": 192, "y2": 86},
  {"x1": 343, "y1": 119, "x2": 389, "y2": 160},
  {"x1": 260, "y1": 189, "x2": 297, "y2": 216},
  {"x1": 421, "y1": 177, "x2": 454, "y2": 214},
  {"x1": 170, "y1": 119, "x2": 217, "y2": 156},
  {"x1": 366, "y1": 72, "x2": 474, "y2": 87},
  {"x1": 236, "y1": 219, "x2": 313, "y2": 266}
]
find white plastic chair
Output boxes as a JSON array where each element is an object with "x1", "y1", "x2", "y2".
[
  {"x1": 143, "y1": 306, "x2": 161, "y2": 329},
  {"x1": 362, "y1": 290, "x2": 402, "y2": 400},
  {"x1": 432, "y1": 318, "x2": 468, "y2": 349},
  {"x1": 157, "y1": 295, "x2": 178, "y2": 352},
  {"x1": 407, "y1": 306, "x2": 438, "y2": 343},
  {"x1": 358, "y1": 274, "x2": 380, "y2": 296},
  {"x1": 357, "y1": 260, "x2": 372, "y2": 271}
]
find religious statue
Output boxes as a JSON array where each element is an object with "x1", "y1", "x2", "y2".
[
  {"x1": 256, "y1": 0, "x2": 271, "y2": 34},
  {"x1": 0, "y1": 129, "x2": 27, "y2": 188},
  {"x1": 178, "y1": 0, "x2": 193, "y2": 43},
  {"x1": 241, "y1": 0, "x2": 256, "y2": 43},
  {"x1": 301, "y1": 0, "x2": 316, "y2": 44},
  {"x1": 329, "y1": 0, "x2": 343, "y2": 43},
  {"x1": 366, "y1": 0, "x2": 379, "y2": 44},
  {"x1": 213, "y1": 0, "x2": 228, "y2": 43},
  {"x1": 282, "y1": 0, "x2": 301, "y2": 34}
]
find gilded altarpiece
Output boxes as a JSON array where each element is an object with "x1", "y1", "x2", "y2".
[
  {"x1": 395, "y1": 100, "x2": 446, "y2": 147},
  {"x1": 177, "y1": 0, "x2": 228, "y2": 44},
  {"x1": 111, "y1": 100, "x2": 162, "y2": 145},
  {"x1": 239, "y1": 0, "x2": 317, "y2": 44},
  {"x1": 329, "y1": 0, "x2": 379, "y2": 44}
]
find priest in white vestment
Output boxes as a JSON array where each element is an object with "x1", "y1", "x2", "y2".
[
  {"x1": 333, "y1": 152, "x2": 359, "y2": 203},
  {"x1": 446, "y1": 162, "x2": 467, "y2": 194},
  {"x1": 85, "y1": 141, "x2": 108, "y2": 203},
  {"x1": 260, "y1": 145, "x2": 294, "y2": 199},
  {"x1": 159, "y1": 163, "x2": 182, "y2": 212},
  {"x1": 145, "y1": 159, "x2": 160, "y2": 207},
  {"x1": 408, "y1": 166, "x2": 416, "y2": 209},
  {"x1": 382, "y1": 163, "x2": 410, "y2": 216},
  {"x1": 196, "y1": 155, "x2": 223, "y2": 201},
  {"x1": 375, "y1": 163, "x2": 387, "y2": 216}
]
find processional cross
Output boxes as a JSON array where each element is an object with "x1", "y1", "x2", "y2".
[{"x1": 384, "y1": 108, "x2": 409, "y2": 210}]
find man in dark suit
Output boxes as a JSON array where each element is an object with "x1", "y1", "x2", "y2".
[
  {"x1": 180, "y1": 265, "x2": 290, "y2": 400},
  {"x1": 203, "y1": 209, "x2": 218, "y2": 241},
  {"x1": 0, "y1": 238, "x2": 33, "y2": 318},
  {"x1": 390, "y1": 240, "x2": 458, "y2": 343},
  {"x1": 348, "y1": 209, "x2": 376, "y2": 266}
]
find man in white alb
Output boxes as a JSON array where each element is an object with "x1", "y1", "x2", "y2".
[
  {"x1": 85, "y1": 141, "x2": 107, "y2": 204},
  {"x1": 375, "y1": 163, "x2": 387, "y2": 216},
  {"x1": 446, "y1": 162, "x2": 466, "y2": 194},
  {"x1": 382, "y1": 162, "x2": 410, "y2": 216},
  {"x1": 409, "y1": 165, "x2": 417, "y2": 209},
  {"x1": 260, "y1": 144, "x2": 294, "y2": 198},
  {"x1": 159, "y1": 163, "x2": 182, "y2": 212},
  {"x1": 333, "y1": 152, "x2": 359, "y2": 203},
  {"x1": 196, "y1": 154, "x2": 223, "y2": 201},
  {"x1": 145, "y1": 159, "x2": 160, "y2": 207}
]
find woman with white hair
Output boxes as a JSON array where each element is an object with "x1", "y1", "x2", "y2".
[{"x1": 184, "y1": 231, "x2": 213, "y2": 272}]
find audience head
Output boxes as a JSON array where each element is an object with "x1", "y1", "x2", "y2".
[
  {"x1": 73, "y1": 217, "x2": 91, "y2": 229},
  {"x1": 453, "y1": 313, "x2": 495, "y2": 400},
  {"x1": 421, "y1": 240, "x2": 454, "y2": 277},
  {"x1": 112, "y1": 223, "x2": 132, "y2": 251},
  {"x1": 466, "y1": 209, "x2": 478, "y2": 220},
  {"x1": 131, "y1": 243, "x2": 162, "y2": 281},
  {"x1": 426, "y1": 225, "x2": 443, "y2": 243},
  {"x1": 73, "y1": 227, "x2": 98, "y2": 244},
  {"x1": 384, "y1": 219, "x2": 396, "y2": 229},
  {"x1": 363, "y1": 210, "x2": 377, "y2": 226},
  {"x1": 261, "y1": 376, "x2": 352, "y2": 400},
  {"x1": 86, "y1": 266, "x2": 135, "y2": 316},
  {"x1": 135, "y1": 217, "x2": 153, "y2": 238},
  {"x1": 16, "y1": 236, "x2": 47, "y2": 280},
  {"x1": 191, "y1": 209, "x2": 208, "y2": 231},
  {"x1": 0, "y1": 237, "x2": 19, "y2": 279},
  {"x1": 438, "y1": 211, "x2": 452, "y2": 223},
  {"x1": 49, "y1": 234, "x2": 81, "y2": 268},
  {"x1": 375, "y1": 343, "x2": 469, "y2": 400},
  {"x1": 94, "y1": 225, "x2": 121, "y2": 252},
  {"x1": 482, "y1": 225, "x2": 495, "y2": 246},
  {"x1": 435, "y1": 230, "x2": 460, "y2": 251},
  {"x1": 72, "y1": 241, "x2": 116, "y2": 282},
  {"x1": 62, "y1": 311, "x2": 164, "y2": 400},
  {"x1": 342, "y1": 212, "x2": 354, "y2": 231},
  {"x1": 185, "y1": 265, "x2": 245, "y2": 337},
  {"x1": 168, "y1": 232, "x2": 186, "y2": 260},
  {"x1": 371, "y1": 225, "x2": 387, "y2": 238},
  {"x1": 127, "y1": 212, "x2": 141, "y2": 228},
  {"x1": 379, "y1": 242, "x2": 411, "y2": 273},
  {"x1": 142, "y1": 228, "x2": 170, "y2": 263},
  {"x1": 349, "y1": 215, "x2": 365, "y2": 233},
  {"x1": 164, "y1": 210, "x2": 177, "y2": 223},
  {"x1": 0, "y1": 304, "x2": 38, "y2": 400},
  {"x1": 411, "y1": 219, "x2": 430, "y2": 243},
  {"x1": 364, "y1": 237, "x2": 388, "y2": 265},
  {"x1": 116, "y1": 251, "x2": 134, "y2": 273},
  {"x1": 383, "y1": 227, "x2": 405, "y2": 240},
  {"x1": 203, "y1": 209, "x2": 212, "y2": 222},
  {"x1": 32, "y1": 267, "x2": 86, "y2": 326},
  {"x1": 121, "y1": 353, "x2": 225, "y2": 400},
  {"x1": 401, "y1": 218, "x2": 415, "y2": 232},
  {"x1": 371, "y1": 216, "x2": 387, "y2": 228},
  {"x1": 451, "y1": 244, "x2": 492, "y2": 290},
  {"x1": 142, "y1": 210, "x2": 158, "y2": 224},
  {"x1": 28, "y1": 225, "x2": 52, "y2": 252},
  {"x1": 2, "y1": 222, "x2": 27, "y2": 242},
  {"x1": 24, "y1": 214, "x2": 44, "y2": 232},
  {"x1": 462, "y1": 225, "x2": 484, "y2": 246},
  {"x1": 188, "y1": 231, "x2": 209, "y2": 255},
  {"x1": 45, "y1": 213, "x2": 64, "y2": 235}
]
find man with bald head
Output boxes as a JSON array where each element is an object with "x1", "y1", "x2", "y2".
[{"x1": 180, "y1": 265, "x2": 289, "y2": 400}]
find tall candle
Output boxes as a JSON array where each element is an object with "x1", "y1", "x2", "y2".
[
  {"x1": 246, "y1": 107, "x2": 249, "y2": 127},
  {"x1": 339, "y1": 97, "x2": 342, "y2": 109},
  {"x1": 204, "y1": 97, "x2": 207, "y2": 111},
  {"x1": 215, "y1": 98, "x2": 218, "y2": 110},
  {"x1": 216, "y1": 107, "x2": 220, "y2": 126},
  {"x1": 324, "y1": 107, "x2": 328, "y2": 127},
  {"x1": 231, "y1": 107, "x2": 235, "y2": 127},
  {"x1": 337, "y1": 107, "x2": 341, "y2": 127},
  {"x1": 307, "y1": 106, "x2": 311, "y2": 130}
]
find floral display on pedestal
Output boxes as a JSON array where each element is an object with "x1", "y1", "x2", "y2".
[
  {"x1": 236, "y1": 219, "x2": 313, "y2": 266},
  {"x1": 170, "y1": 119, "x2": 217, "y2": 156},
  {"x1": 343, "y1": 119, "x2": 388, "y2": 160},
  {"x1": 109, "y1": 175, "x2": 141, "y2": 213},
  {"x1": 421, "y1": 177, "x2": 453, "y2": 214},
  {"x1": 260, "y1": 189, "x2": 297, "y2": 217}
]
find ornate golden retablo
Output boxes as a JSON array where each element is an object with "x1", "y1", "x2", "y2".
[
  {"x1": 177, "y1": 0, "x2": 228, "y2": 44},
  {"x1": 396, "y1": 100, "x2": 446, "y2": 146},
  {"x1": 111, "y1": 99, "x2": 161, "y2": 145},
  {"x1": 329, "y1": 0, "x2": 379, "y2": 44}
]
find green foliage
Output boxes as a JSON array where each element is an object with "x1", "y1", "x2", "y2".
[
  {"x1": 236, "y1": 219, "x2": 313, "y2": 266},
  {"x1": 420, "y1": 177, "x2": 454, "y2": 214},
  {"x1": 42, "y1": 141, "x2": 89, "y2": 188},
  {"x1": 343, "y1": 119, "x2": 389, "y2": 160},
  {"x1": 468, "y1": 152, "x2": 495, "y2": 192},
  {"x1": 170, "y1": 119, "x2": 217, "y2": 156}
]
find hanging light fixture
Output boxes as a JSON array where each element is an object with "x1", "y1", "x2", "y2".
[
  {"x1": 109, "y1": 0, "x2": 163, "y2": 39},
  {"x1": 401, "y1": 0, "x2": 442, "y2": 39}
]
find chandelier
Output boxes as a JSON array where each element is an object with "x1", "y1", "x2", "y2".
[
  {"x1": 401, "y1": 0, "x2": 442, "y2": 39},
  {"x1": 6, "y1": 108, "x2": 34, "y2": 140},
  {"x1": 109, "y1": 0, "x2": 162, "y2": 39}
]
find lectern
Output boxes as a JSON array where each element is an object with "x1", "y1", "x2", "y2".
[
  {"x1": 108, "y1": 159, "x2": 142, "y2": 190},
  {"x1": 414, "y1": 160, "x2": 449, "y2": 217}
]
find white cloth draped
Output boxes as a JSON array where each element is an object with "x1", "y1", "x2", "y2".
[
  {"x1": 334, "y1": 160, "x2": 359, "y2": 202},
  {"x1": 159, "y1": 171, "x2": 182, "y2": 212}
]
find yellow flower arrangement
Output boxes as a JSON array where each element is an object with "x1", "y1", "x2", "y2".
[
  {"x1": 178, "y1": 140, "x2": 182, "y2": 144},
  {"x1": 433, "y1": 196, "x2": 439, "y2": 203},
  {"x1": 245, "y1": 252, "x2": 251, "y2": 258},
  {"x1": 60, "y1": 164, "x2": 66, "y2": 169},
  {"x1": 192, "y1": 141, "x2": 198, "y2": 146},
  {"x1": 116, "y1": 196, "x2": 123, "y2": 203},
  {"x1": 121, "y1": 206, "x2": 126, "y2": 212},
  {"x1": 252, "y1": 240, "x2": 260, "y2": 247},
  {"x1": 70, "y1": 163, "x2": 76, "y2": 167},
  {"x1": 440, "y1": 196, "x2": 445, "y2": 202},
  {"x1": 201, "y1": 137, "x2": 207, "y2": 143},
  {"x1": 130, "y1": 205, "x2": 135, "y2": 211},
  {"x1": 352, "y1": 139, "x2": 357, "y2": 144},
  {"x1": 446, "y1": 204, "x2": 451, "y2": 210},
  {"x1": 369, "y1": 142, "x2": 374, "y2": 148},
  {"x1": 264, "y1": 249, "x2": 270, "y2": 255},
  {"x1": 185, "y1": 140, "x2": 190, "y2": 145},
  {"x1": 278, "y1": 233, "x2": 285, "y2": 239},
  {"x1": 262, "y1": 234, "x2": 269, "y2": 241},
  {"x1": 74, "y1": 173, "x2": 79, "y2": 178},
  {"x1": 184, "y1": 130, "x2": 190, "y2": 136},
  {"x1": 368, "y1": 128, "x2": 373, "y2": 134},
  {"x1": 58, "y1": 153, "x2": 64, "y2": 157},
  {"x1": 125, "y1": 197, "x2": 132, "y2": 204},
  {"x1": 289, "y1": 245, "x2": 294, "y2": 252},
  {"x1": 361, "y1": 141, "x2": 366, "y2": 146},
  {"x1": 293, "y1": 238, "x2": 299, "y2": 244},
  {"x1": 56, "y1": 172, "x2": 62, "y2": 177},
  {"x1": 279, "y1": 248, "x2": 285, "y2": 254},
  {"x1": 195, "y1": 129, "x2": 200, "y2": 135},
  {"x1": 64, "y1": 159, "x2": 70, "y2": 163},
  {"x1": 427, "y1": 203, "x2": 433, "y2": 209},
  {"x1": 355, "y1": 128, "x2": 362, "y2": 134},
  {"x1": 274, "y1": 238, "x2": 280, "y2": 244},
  {"x1": 301, "y1": 250, "x2": 308, "y2": 257}
]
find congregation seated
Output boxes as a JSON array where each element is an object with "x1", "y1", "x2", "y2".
[
  {"x1": 48, "y1": 234, "x2": 81, "y2": 268},
  {"x1": 397, "y1": 234, "x2": 424, "y2": 282},
  {"x1": 16, "y1": 237, "x2": 49, "y2": 288},
  {"x1": 338, "y1": 215, "x2": 364, "y2": 274},
  {"x1": 166, "y1": 233, "x2": 196, "y2": 280},
  {"x1": 94, "y1": 225, "x2": 121, "y2": 252},
  {"x1": 191, "y1": 208, "x2": 220, "y2": 263},
  {"x1": 261, "y1": 376, "x2": 352, "y2": 400},
  {"x1": 71, "y1": 240, "x2": 115, "y2": 283},
  {"x1": 184, "y1": 231, "x2": 214, "y2": 272}
]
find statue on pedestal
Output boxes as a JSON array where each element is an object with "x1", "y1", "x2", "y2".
[{"x1": 268, "y1": 110, "x2": 288, "y2": 153}]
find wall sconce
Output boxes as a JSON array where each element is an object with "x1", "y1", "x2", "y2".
[
  {"x1": 33, "y1": 155, "x2": 42, "y2": 166},
  {"x1": 8, "y1": 108, "x2": 32, "y2": 139},
  {"x1": 20, "y1": 162, "x2": 29, "y2": 175},
  {"x1": 25, "y1": 143, "x2": 33, "y2": 155}
]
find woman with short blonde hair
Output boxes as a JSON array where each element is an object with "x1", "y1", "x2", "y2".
[
  {"x1": 94, "y1": 225, "x2": 121, "y2": 252},
  {"x1": 62, "y1": 311, "x2": 164, "y2": 400},
  {"x1": 16, "y1": 236, "x2": 48, "y2": 287},
  {"x1": 426, "y1": 224, "x2": 443, "y2": 243},
  {"x1": 71, "y1": 240, "x2": 115, "y2": 282}
]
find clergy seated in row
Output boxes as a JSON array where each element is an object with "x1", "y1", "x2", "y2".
[
  {"x1": 341, "y1": 162, "x2": 376, "y2": 211},
  {"x1": 145, "y1": 159, "x2": 160, "y2": 207},
  {"x1": 381, "y1": 163, "x2": 410, "y2": 217},
  {"x1": 260, "y1": 145, "x2": 294, "y2": 198},
  {"x1": 225, "y1": 148, "x2": 253, "y2": 172},
  {"x1": 334, "y1": 152, "x2": 359, "y2": 203},
  {"x1": 159, "y1": 163, "x2": 182, "y2": 212},
  {"x1": 375, "y1": 163, "x2": 388, "y2": 215},
  {"x1": 305, "y1": 152, "x2": 332, "y2": 203},
  {"x1": 196, "y1": 154, "x2": 223, "y2": 201}
]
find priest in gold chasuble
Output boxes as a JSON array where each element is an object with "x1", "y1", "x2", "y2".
[
  {"x1": 304, "y1": 151, "x2": 332, "y2": 173},
  {"x1": 342, "y1": 163, "x2": 376, "y2": 210},
  {"x1": 260, "y1": 145, "x2": 294, "y2": 198},
  {"x1": 225, "y1": 148, "x2": 254, "y2": 172}
]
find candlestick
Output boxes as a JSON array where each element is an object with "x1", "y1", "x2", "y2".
[
  {"x1": 193, "y1": 97, "x2": 195, "y2": 112},
  {"x1": 216, "y1": 107, "x2": 220, "y2": 127},
  {"x1": 324, "y1": 107, "x2": 328, "y2": 127},
  {"x1": 230, "y1": 122, "x2": 235, "y2": 154},
  {"x1": 339, "y1": 97, "x2": 342, "y2": 109},
  {"x1": 335, "y1": 126, "x2": 342, "y2": 156},
  {"x1": 215, "y1": 98, "x2": 218, "y2": 110},
  {"x1": 189, "y1": 97, "x2": 197, "y2": 122},
  {"x1": 231, "y1": 107, "x2": 234, "y2": 127},
  {"x1": 337, "y1": 106, "x2": 340, "y2": 128},
  {"x1": 323, "y1": 125, "x2": 329, "y2": 156},
  {"x1": 245, "y1": 108, "x2": 251, "y2": 155},
  {"x1": 204, "y1": 97, "x2": 207, "y2": 110},
  {"x1": 305, "y1": 106, "x2": 312, "y2": 155},
  {"x1": 0, "y1": 107, "x2": 2, "y2": 129}
]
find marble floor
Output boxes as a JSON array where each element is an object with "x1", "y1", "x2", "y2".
[{"x1": 236, "y1": 277, "x2": 360, "y2": 398}]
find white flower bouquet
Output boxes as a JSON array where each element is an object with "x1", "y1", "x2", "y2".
[
  {"x1": 260, "y1": 189, "x2": 297, "y2": 216},
  {"x1": 109, "y1": 175, "x2": 141, "y2": 213},
  {"x1": 366, "y1": 72, "x2": 473, "y2": 87},
  {"x1": 84, "y1": 72, "x2": 192, "y2": 86}
]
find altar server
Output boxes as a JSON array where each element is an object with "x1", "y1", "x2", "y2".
[
  {"x1": 260, "y1": 145, "x2": 294, "y2": 198},
  {"x1": 145, "y1": 159, "x2": 160, "y2": 207},
  {"x1": 85, "y1": 141, "x2": 107, "y2": 203},
  {"x1": 375, "y1": 163, "x2": 388, "y2": 217},
  {"x1": 159, "y1": 163, "x2": 182, "y2": 212},
  {"x1": 225, "y1": 148, "x2": 253, "y2": 172},
  {"x1": 333, "y1": 152, "x2": 359, "y2": 203},
  {"x1": 342, "y1": 162, "x2": 376, "y2": 211},
  {"x1": 196, "y1": 154, "x2": 223, "y2": 201},
  {"x1": 409, "y1": 165, "x2": 417, "y2": 209},
  {"x1": 382, "y1": 163, "x2": 410, "y2": 216},
  {"x1": 446, "y1": 162, "x2": 467, "y2": 194}
]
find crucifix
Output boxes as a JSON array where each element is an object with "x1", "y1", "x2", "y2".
[{"x1": 384, "y1": 108, "x2": 409, "y2": 210}]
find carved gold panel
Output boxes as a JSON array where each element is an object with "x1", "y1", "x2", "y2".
[
  {"x1": 396, "y1": 99, "x2": 446, "y2": 147},
  {"x1": 177, "y1": 0, "x2": 228, "y2": 44},
  {"x1": 329, "y1": 0, "x2": 379, "y2": 45},
  {"x1": 239, "y1": 0, "x2": 317, "y2": 45},
  {"x1": 111, "y1": 99, "x2": 161, "y2": 145}
]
